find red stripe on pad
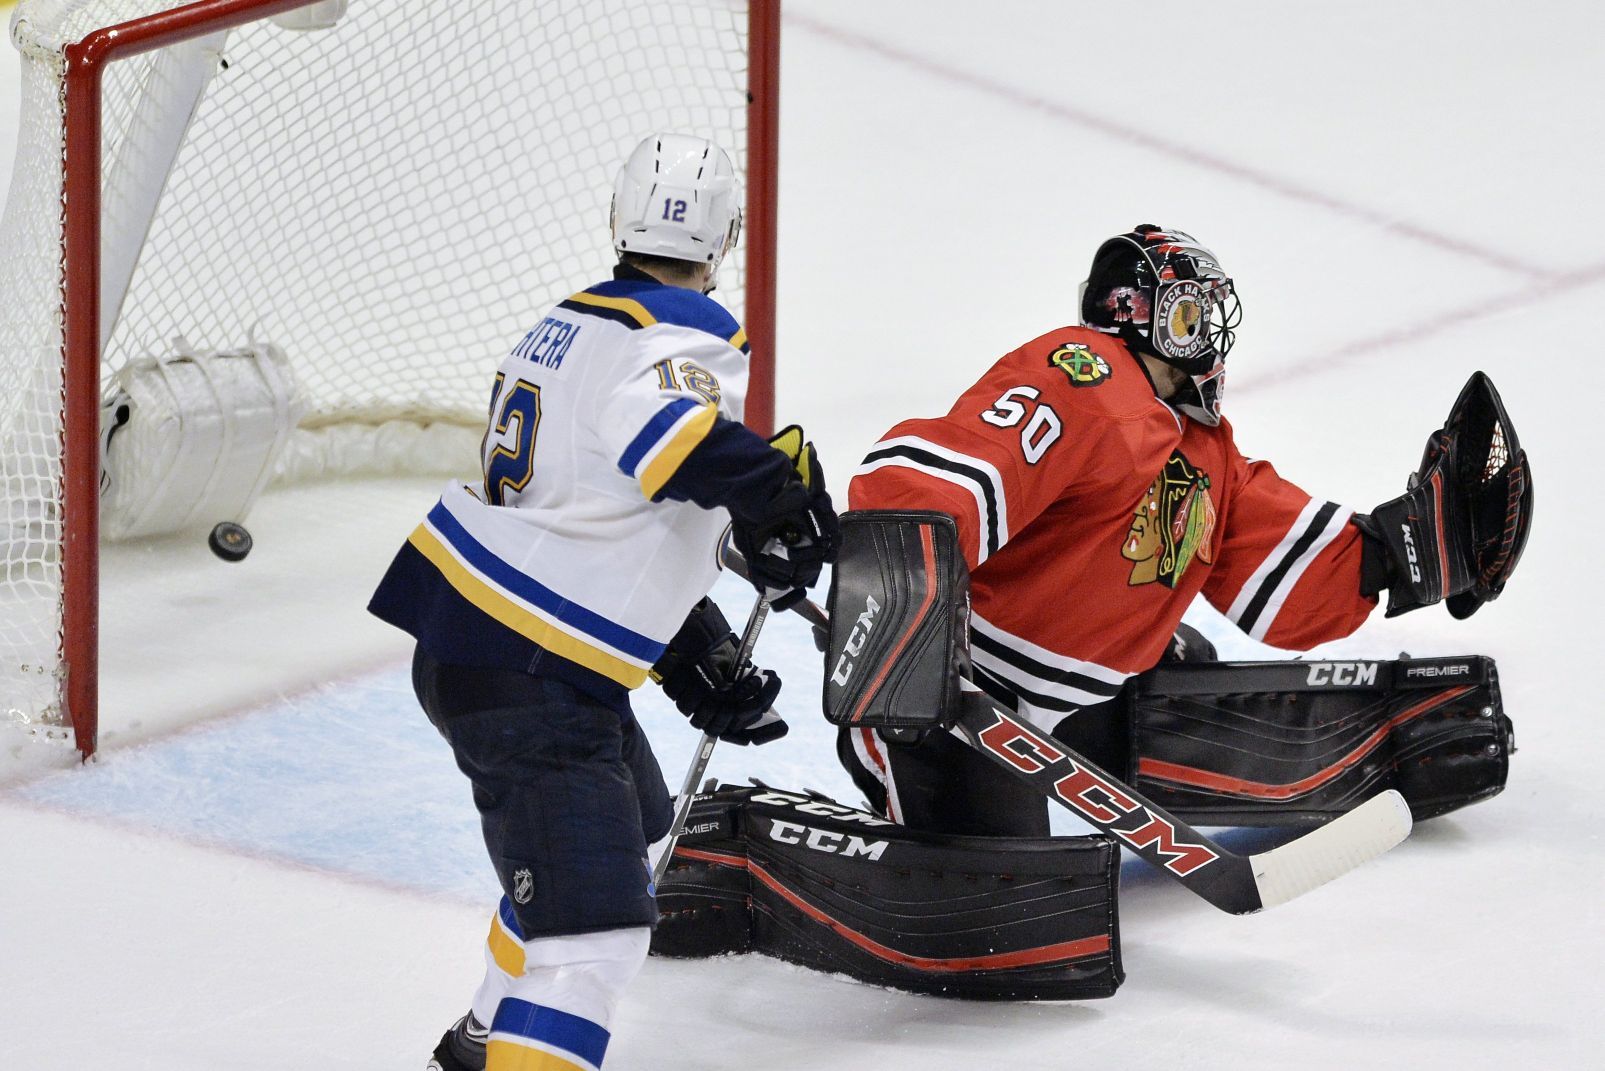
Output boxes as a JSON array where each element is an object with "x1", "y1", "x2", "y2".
[
  {"x1": 669, "y1": 847, "x2": 1109, "y2": 972},
  {"x1": 1137, "y1": 686, "x2": 1475, "y2": 800}
]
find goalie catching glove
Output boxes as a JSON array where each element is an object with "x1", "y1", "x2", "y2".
[
  {"x1": 654, "y1": 598, "x2": 786, "y2": 745},
  {"x1": 730, "y1": 425, "x2": 839, "y2": 611},
  {"x1": 1357, "y1": 371, "x2": 1533, "y2": 618}
]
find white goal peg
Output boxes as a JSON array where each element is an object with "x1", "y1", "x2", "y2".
[{"x1": 270, "y1": 1, "x2": 349, "y2": 32}]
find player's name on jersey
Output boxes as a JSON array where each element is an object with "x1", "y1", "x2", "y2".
[{"x1": 512, "y1": 316, "x2": 582, "y2": 370}]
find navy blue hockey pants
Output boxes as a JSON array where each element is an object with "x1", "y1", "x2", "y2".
[{"x1": 412, "y1": 646, "x2": 674, "y2": 938}]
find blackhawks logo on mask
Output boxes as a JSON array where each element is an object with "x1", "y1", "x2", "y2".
[
  {"x1": 1122, "y1": 451, "x2": 1217, "y2": 587},
  {"x1": 1049, "y1": 343, "x2": 1110, "y2": 387}
]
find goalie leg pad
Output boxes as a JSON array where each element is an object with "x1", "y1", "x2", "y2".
[
  {"x1": 650, "y1": 791, "x2": 754, "y2": 957},
  {"x1": 1127, "y1": 656, "x2": 1512, "y2": 825},
  {"x1": 101, "y1": 341, "x2": 305, "y2": 540},
  {"x1": 652, "y1": 785, "x2": 1122, "y2": 1000},
  {"x1": 836, "y1": 723, "x2": 1052, "y2": 837}
]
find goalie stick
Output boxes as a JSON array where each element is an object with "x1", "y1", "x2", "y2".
[
  {"x1": 949, "y1": 681, "x2": 1412, "y2": 913},
  {"x1": 722, "y1": 544, "x2": 1413, "y2": 914}
]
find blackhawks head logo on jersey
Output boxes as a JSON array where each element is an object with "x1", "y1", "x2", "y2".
[{"x1": 1122, "y1": 451, "x2": 1217, "y2": 587}]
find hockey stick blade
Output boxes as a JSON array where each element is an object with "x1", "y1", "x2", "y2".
[
  {"x1": 1248, "y1": 790, "x2": 1413, "y2": 909},
  {"x1": 953, "y1": 684, "x2": 1412, "y2": 914}
]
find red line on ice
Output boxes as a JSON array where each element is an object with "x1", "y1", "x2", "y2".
[
  {"x1": 1238, "y1": 260, "x2": 1605, "y2": 390},
  {"x1": 788, "y1": 12, "x2": 1552, "y2": 282}
]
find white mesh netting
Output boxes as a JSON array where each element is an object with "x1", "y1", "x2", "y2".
[{"x1": 0, "y1": 0, "x2": 756, "y2": 735}]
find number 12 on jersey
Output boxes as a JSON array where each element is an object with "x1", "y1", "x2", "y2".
[{"x1": 482, "y1": 372, "x2": 542, "y2": 506}]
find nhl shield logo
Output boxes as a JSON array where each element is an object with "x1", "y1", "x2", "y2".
[{"x1": 512, "y1": 867, "x2": 535, "y2": 905}]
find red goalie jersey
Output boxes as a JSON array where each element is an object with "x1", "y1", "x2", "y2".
[{"x1": 849, "y1": 326, "x2": 1378, "y2": 731}]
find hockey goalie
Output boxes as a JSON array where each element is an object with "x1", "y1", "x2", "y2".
[{"x1": 653, "y1": 224, "x2": 1532, "y2": 1000}]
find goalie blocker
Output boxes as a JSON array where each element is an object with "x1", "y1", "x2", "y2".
[
  {"x1": 651, "y1": 783, "x2": 1123, "y2": 1000},
  {"x1": 823, "y1": 510, "x2": 972, "y2": 731}
]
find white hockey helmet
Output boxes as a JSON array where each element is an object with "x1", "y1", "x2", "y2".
[{"x1": 610, "y1": 134, "x2": 742, "y2": 280}]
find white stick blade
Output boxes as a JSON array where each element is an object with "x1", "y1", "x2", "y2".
[{"x1": 1251, "y1": 790, "x2": 1413, "y2": 909}]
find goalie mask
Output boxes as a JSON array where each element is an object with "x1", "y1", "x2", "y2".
[
  {"x1": 610, "y1": 134, "x2": 742, "y2": 289},
  {"x1": 1079, "y1": 225, "x2": 1241, "y2": 425}
]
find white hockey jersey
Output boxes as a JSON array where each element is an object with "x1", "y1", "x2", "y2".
[{"x1": 370, "y1": 274, "x2": 753, "y2": 693}]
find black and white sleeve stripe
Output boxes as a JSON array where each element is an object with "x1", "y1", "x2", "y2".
[
  {"x1": 1224, "y1": 499, "x2": 1354, "y2": 641},
  {"x1": 969, "y1": 615, "x2": 1130, "y2": 722},
  {"x1": 855, "y1": 435, "x2": 1009, "y2": 563}
]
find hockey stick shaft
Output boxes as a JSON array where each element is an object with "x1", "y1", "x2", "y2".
[
  {"x1": 734, "y1": 592, "x2": 771, "y2": 666},
  {"x1": 725, "y1": 553, "x2": 1414, "y2": 914},
  {"x1": 651, "y1": 592, "x2": 771, "y2": 886},
  {"x1": 722, "y1": 545, "x2": 829, "y2": 632}
]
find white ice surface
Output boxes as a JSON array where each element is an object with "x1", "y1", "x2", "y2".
[{"x1": 1, "y1": 1, "x2": 1601, "y2": 1067}]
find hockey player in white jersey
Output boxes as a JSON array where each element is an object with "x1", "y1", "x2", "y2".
[{"x1": 369, "y1": 134, "x2": 837, "y2": 1071}]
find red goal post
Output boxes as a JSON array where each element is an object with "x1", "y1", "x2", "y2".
[{"x1": 1, "y1": 0, "x2": 780, "y2": 758}]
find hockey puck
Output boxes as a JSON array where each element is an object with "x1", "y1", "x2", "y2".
[{"x1": 208, "y1": 521, "x2": 253, "y2": 562}]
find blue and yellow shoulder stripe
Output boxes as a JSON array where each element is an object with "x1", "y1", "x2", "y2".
[
  {"x1": 559, "y1": 280, "x2": 749, "y2": 354},
  {"x1": 617, "y1": 397, "x2": 718, "y2": 499}
]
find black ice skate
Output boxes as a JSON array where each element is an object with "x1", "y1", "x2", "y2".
[{"x1": 426, "y1": 1012, "x2": 487, "y2": 1071}]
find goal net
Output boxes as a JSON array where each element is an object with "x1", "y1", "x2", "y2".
[{"x1": 0, "y1": 0, "x2": 778, "y2": 756}]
